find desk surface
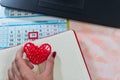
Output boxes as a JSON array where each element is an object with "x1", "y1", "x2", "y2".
[{"x1": 70, "y1": 20, "x2": 120, "y2": 80}]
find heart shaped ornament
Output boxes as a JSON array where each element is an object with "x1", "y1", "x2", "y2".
[{"x1": 24, "y1": 42, "x2": 52, "y2": 65}]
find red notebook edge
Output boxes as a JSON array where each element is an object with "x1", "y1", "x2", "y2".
[{"x1": 72, "y1": 30, "x2": 92, "y2": 80}]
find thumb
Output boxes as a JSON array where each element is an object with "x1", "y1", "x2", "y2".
[{"x1": 44, "y1": 51, "x2": 56, "y2": 75}]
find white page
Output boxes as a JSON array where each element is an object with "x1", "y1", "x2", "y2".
[{"x1": 0, "y1": 30, "x2": 91, "y2": 80}]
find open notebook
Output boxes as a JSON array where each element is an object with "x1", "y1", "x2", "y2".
[{"x1": 0, "y1": 30, "x2": 91, "y2": 80}]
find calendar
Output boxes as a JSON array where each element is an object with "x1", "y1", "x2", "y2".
[
  {"x1": 5, "y1": 8, "x2": 43, "y2": 17},
  {"x1": 0, "y1": 5, "x2": 69, "y2": 49},
  {"x1": 0, "y1": 20, "x2": 68, "y2": 49},
  {"x1": 0, "y1": 5, "x2": 44, "y2": 18}
]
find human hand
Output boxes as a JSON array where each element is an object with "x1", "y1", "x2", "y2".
[{"x1": 8, "y1": 47, "x2": 56, "y2": 80}]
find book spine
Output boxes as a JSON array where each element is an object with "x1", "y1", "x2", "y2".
[{"x1": 73, "y1": 30, "x2": 92, "y2": 80}]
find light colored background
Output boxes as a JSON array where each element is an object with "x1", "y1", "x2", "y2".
[{"x1": 70, "y1": 20, "x2": 120, "y2": 80}]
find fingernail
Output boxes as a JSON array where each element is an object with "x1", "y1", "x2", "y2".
[{"x1": 52, "y1": 51, "x2": 56, "y2": 58}]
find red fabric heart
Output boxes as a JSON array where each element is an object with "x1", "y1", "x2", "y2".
[{"x1": 24, "y1": 42, "x2": 52, "y2": 65}]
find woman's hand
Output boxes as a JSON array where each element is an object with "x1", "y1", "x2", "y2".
[{"x1": 8, "y1": 47, "x2": 56, "y2": 80}]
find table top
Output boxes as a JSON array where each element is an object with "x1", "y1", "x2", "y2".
[{"x1": 70, "y1": 20, "x2": 120, "y2": 80}]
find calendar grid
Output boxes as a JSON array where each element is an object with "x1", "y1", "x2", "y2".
[{"x1": 0, "y1": 20, "x2": 68, "y2": 49}]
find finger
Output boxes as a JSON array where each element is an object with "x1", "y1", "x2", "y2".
[
  {"x1": 8, "y1": 67, "x2": 14, "y2": 80},
  {"x1": 16, "y1": 47, "x2": 34, "y2": 69},
  {"x1": 15, "y1": 47, "x2": 33, "y2": 77},
  {"x1": 16, "y1": 47, "x2": 24, "y2": 58},
  {"x1": 24, "y1": 59, "x2": 34, "y2": 69},
  {"x1": 14, "y1": 75, "x2": 20, "y2": 80},
  {"x1": 12, "y1": 61, "x2": 22, "y2": 80},
  {"x1": 44, "y1": 51, "x2": 56, "y2": 75}
]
